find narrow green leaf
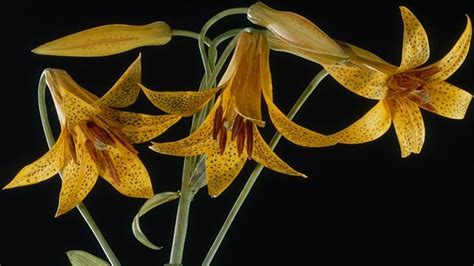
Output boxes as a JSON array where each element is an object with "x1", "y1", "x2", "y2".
[
  {"x1": 132, "y1": 192, "x2": 180, "y2": 250},
  {"x1": 66, "y1": 250, "x2": 109, "y2": 266}
]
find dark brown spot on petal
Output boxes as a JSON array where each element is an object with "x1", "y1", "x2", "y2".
[{"x1": 219, "y1": 130, "x2": 227, "y2": 155}]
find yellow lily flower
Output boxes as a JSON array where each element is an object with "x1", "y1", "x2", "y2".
[
  {"x1": 4, "y1": 55, "x2": 180, "y2": 216},
  {"x1": 140, "y1": 31, "x2": 335, "y2": 197},
  {"x1": 325, "y1": 7, "x2": 472, "y2": 157},
  {"x1": 32, "y1": 21, "x2": 171, "y2": 57},
  {"x1": 247, "y1": 2, "x2": 348, "y2": 65}
]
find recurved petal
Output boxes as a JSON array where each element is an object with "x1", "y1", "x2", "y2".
[
  {"x1": 102, "y1": 108, "x2": 180, "y2": 143},
  {"x1": 206, "y1": 131, "x2": 247, "y2": 197},
  {"x1": 389, "y1": 98, "x2": 425, "y2": 158},
  {"x1": 32, "y1": 21, "x2": 171, "y2": 57},
  {"x1": 397, "y1": 7, "x2": 430, "y2": 73},
  {"x1": 140, "y1": 84, "x2": 220, "y2": 116},
  {"x1": 329, "y1": 101, "x2": 392, "y2": 144},
  {"x1": 265, "y1": 98, "x2": 335, "y2": 147},
  {"x1": 252, "y1": 125, "x2": 306, "y2": 177},
  {"x1": 97, "y1": 54, "x2": 142, "y2": 108},
  {"x1": 4, "y1": 131, "x2": 67, "y2": 189},
  {"x1": 56, "y1": 134, "x2": 98, "y2": 216},
  {"x1": 323, "y1": 63, "x2": 389, "y2": 100},
  {"x1": 424, "y1": 16, "x2": 472, "y2": 83},
  {"x1": 247, "y1": 2, "x2": 347, "y2": 60},
  {"x1": 425, "y1": 82, "x2": 472, "y2": 119},
  {"x1": 101, "y1": 141, "x2": 154, "y2": 198},
  {"x1": 149, "y1": 100, "x2": 220, "y2": 156}
]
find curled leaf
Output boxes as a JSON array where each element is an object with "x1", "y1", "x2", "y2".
[
  {"x1": 66, "y1": 250, "x2": 109, "y2": 266},
  {"x1": 132, "y1": 192, "x2": 180, "y2": 250}
]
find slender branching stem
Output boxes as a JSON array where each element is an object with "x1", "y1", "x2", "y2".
[{"x1": 202, "y1": 70, "x2": 329, "y2": 265}]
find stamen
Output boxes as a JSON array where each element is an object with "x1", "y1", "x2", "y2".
[
  {"x1": 66, "y1": 134, "x2": 77, "y2": 163},
  {"x1": 237, "y1": 121, "x2": 246, "y2": 156},
  {"x1": 100, "y1": 150, "x2": 121, "y2": 185},
  {"x1": 84, "y1": 139, "x2": 102, "y2": 169},
  {"x1": 245, "y1": 121, "x2": 253, "y2": 160},
  {"x1": 86, "y1": 121, "x2": 115, "y2": 146},
  {"x1": 219, "y1": 130, "x2": 227, "y2": 155},
  {"x1": 108, "y1": 130, "x2": 138, "y2": 154},
  {"x1": 231, "y1": 115, "x2": 244, "y2": 140},
  {"x1": 213, "y1": 105, "x2": 223, "y2": 140},
  {"x1": 413, "y1": 67, "x2": 439, "y2": 79}
]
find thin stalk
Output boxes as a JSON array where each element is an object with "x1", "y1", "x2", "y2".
[
  {"x1": 172, "y1": 29, "x2": 212, "y2": 46},
  {"x1": 38, "y1": 72, "x2": 120, "y2": 265},
  {"x1": 202, "y1": 70, "x2": 329, "y2": 265},
  {"x1": 170, "y1": 9, "x2": 247, "y2": 264},
  {"x1": 198, "y1": 7, "x2": 248, "y2": 83}
]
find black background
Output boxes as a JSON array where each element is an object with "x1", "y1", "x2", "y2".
[{"x1": 1, "y1": 0, "x2": 473, "y2": 265}]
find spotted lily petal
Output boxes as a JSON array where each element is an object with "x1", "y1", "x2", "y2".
[
  {"x1": 149, "y1": 100, "x2": 220, "y2": 156},
  {"x1": 424, "y1": 16, "x2": 472, "y2": 83},
  {"x1": 324, "y1": 63, "x2": 390, "y2": 100},
  {"x1": 206, "y1": 131, "x2": 247, "y2": 197},
  {"x1": 247, "y1": 2, "x2": 347, "y2": 63},
  {"x1": 140, "y1": 84, "x2": 220, "y2": 116},
  {"x1": 102, "y1": 108, "x2": 180, "y2": 143},
  {"x1": 397, "y1": 7, "x2": 430, "y2": 73},
  {"x1": 97, "y1": 54, "x2": 142, "y2": 108},
  {"x1": 4, "y1": 131, "x2": 66, "y2": 189},
  {"x1": 45, "y1": 69, "x2": 100, "y2": 125},
  {"x1": 264, "y1": 97, "x2": 335, "y2": 147},
  {"x1": 32, "y1": 22, "x2": 171, "y2": 57},
  {"x1": 252, "y1": 125, "x2": 306, "y2": 177},
  {"x1": 329, "y1": 101, "x2": 392, "y2": 144},
  {"x1": 424, "y1": 82, "x2": 472, "y2": 119},
  {"x1": 389, "y1": 98, "x2": 425, "y2": 157},
  {"x1": 101, "y1": 139, "x2": 153, "y2": 199},
  {"x1": 56, "y1": 130, "x2": 98, "y2": 216}
]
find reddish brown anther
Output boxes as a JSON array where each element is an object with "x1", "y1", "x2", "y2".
[
  {"x1": 100, "y1": 150, "x2": 120, "y2": 185},
  {"x1": 246, "y1": 121, "x2": 253, "y2": 160},
  {"x1": 213, "y1": 105, "x2": 223, "y2": 140},
  {"x1": 86, "y1": 121, "x2": 115, "y2": 146}
]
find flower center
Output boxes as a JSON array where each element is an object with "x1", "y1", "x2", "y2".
[
  {"x1": 79, "y1": 120, "x2": 136, "y2": 185},
  {"x1": 212, "y1": 104, "x2": 254, "y2": 159},
  {"x1": 386, "y1": 68, "x2": 438, "y2": 112}
]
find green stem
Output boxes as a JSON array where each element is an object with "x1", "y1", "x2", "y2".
[
  {"x1": 202, "y1": 69, "x2": 329, "y2": 265},
  {"x1": 171, "y1": 29, "x2": 212, "y2": 46},
  {"x1": 198, "y1": 7, "x2": 248, "y2": 84},
  {"x1": 168, "y1": 30, "x2": 240, "y2": 266},
  {"x1": 38, "y1": 72, "x2": 120, "y2": 266},
  {"x1": 169, "y1": 9, "x2": 248, "y2": 265}
]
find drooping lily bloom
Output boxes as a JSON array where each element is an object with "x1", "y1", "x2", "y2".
[
  {"x1": 32, "y1": 22, "x2": 171, "y2": 57},
  {"x1": 325, "y1": 8, "x2": 472, "y2": 157},
  {"x1": 247, "y1": 2, "x2": 348, "y2": 65},
  {"x1": 4, "y1": 55, "x2": 180, "y2": 216},
  {"x1": 140, "y1": 31, "x2": 335, "y2": 196}
]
